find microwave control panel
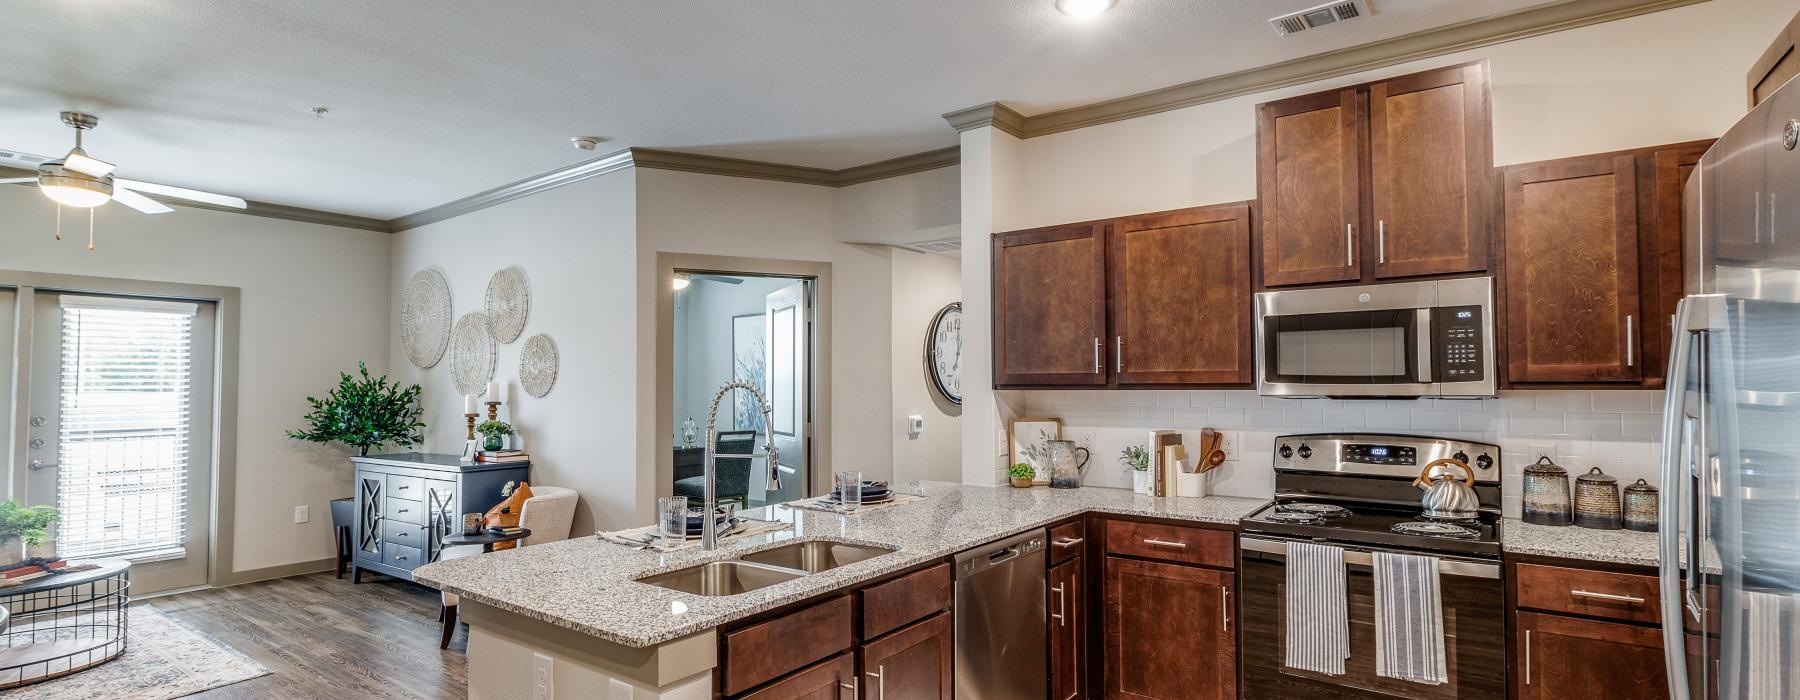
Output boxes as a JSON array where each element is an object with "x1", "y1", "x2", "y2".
[{"x1": 1434, "y1": 305, "x2": 1485, "y2": 382}]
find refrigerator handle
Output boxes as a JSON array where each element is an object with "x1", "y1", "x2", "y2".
[{"x1": 1658, "y1": 295, "x2": 1698, "y2": 700}]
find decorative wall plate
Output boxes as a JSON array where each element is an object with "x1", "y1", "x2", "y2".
[
  {"x1": 484, "y1": 266, "x2": 531, "y2": 343},
  {"x1": 518, "y1": 333, "x2": 559, "y2": 398},
  {"x1": 400, "y1": 269, "x2": 452, "y2": 368},
  {"x1": 450, "y1": 312, "x2": 495, "y2": 395},
  {"x1": 926, "y1": 302, "x2": 963, "y2": 404}
]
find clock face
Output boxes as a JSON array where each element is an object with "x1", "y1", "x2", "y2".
[{"x1": 928, "y1": 303, "x2": 963, "y2": 404}]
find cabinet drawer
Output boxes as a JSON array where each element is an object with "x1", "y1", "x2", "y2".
[
  {"x1": 1515, "y1": 563, "x2": 1660, "y2": 624},
  {"x1": 734, "y1": 652, "x2": 854, "y2": 700},
  {"x1": 721, "y1": 596, "x2": 853, "y2": 696},
  {"x1": 859, "y1": 563, "x2": 950, "y2": 640},
  {"x1": 385, "y1": 473, "x2": 426, "y2": 500},
  {"x1": 1104, "y1": 519, "x2": 1233, "y2": 568},
  {"x1": 1049, "y1": 520, "x2": 1086, "y2": 565},
  {"x1": 382, "y1": 541, "x2": 423, "y2": 570},
  {"x1": 384, "y1": 496, "x2": 426, "y2": 526},
  {"x1": 384, "y1": 521, "x2": 429, "y2": 549}
]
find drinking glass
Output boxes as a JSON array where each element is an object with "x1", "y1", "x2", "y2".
[
  {"x1": 836, "y1": 471, "x2": 863, "y2": 513},
  {"x1": 658, "y1": 496, "x2": 689, "y2": 544}
]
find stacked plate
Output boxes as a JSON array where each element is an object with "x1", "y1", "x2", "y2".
[
  {"x1": 682, "y1": 508, "x2": 736, "y2": 538},
  {"x1": 831, "y1": 480, "x2": 894, "y2": 505}
]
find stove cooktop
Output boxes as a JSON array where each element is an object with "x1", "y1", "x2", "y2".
[{"x1": 1240, "y1": 498, "x2": 1503, "y2": 558}]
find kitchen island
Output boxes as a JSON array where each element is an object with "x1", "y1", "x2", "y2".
[{"x1": 413, "y1": 481, "x2": 1262, "y2": 698}]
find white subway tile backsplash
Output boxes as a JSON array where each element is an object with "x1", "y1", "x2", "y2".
[
  {"x1": 1408, "y1": 410, "x2": 1461, "y2": 431},
  {"x1": 1460, "y1": 411, "x2": 1506, "y2": 432},
  {"x1": 1280, "y1": 408, "x2": 1323, "y2": 428},
  {"x1": 1321, "y1": 410, "x2": 1367, "y2": 430},
  {"x1": 1509, "y1": 411, "x2": 1567, "y2": 435},
  {"x1": 1227, "y1": 392, "x2": 1265, "y2": 408},
  {"x1": 1534, "y1": 392, "x2": 1592, "y2": 412},
  {"x1": 1566, "y1": 412, "x2": 1623, "y2": 437},
  {"x1": 1189, "y1": 391, "x2": 1229, "y2": 407},
  {"x1": 1591, "y1": 391, "x2": 1658, "y2": 413},
  {"x1": 1622, "y1": 413, "x2": 1661, "y2": 437},
  {"x1": 1365, "y1": 411, "x2": 1411, "y2": 430}
]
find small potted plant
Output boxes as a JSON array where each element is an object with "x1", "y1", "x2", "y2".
[
  {"x1": 0, "y1": 500, "x2": 60, "y2": 569},
  {"x1": 1121, "y1": 445, "x2": 1151, "y2": 495},
  {"x1": 287, "y1": 362, "x2": 425, "y2": 457},
  {"x1": 1008, "y1": 463, "x2": 1037, "y2": 488},
  {"x1": 476, "y1": 420, "x2": 515, "y2": 452}
]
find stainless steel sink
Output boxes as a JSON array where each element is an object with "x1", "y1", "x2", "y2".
[
  {"x1": 738, "y1": 540, "x2": 897, "y2": 574},
  {"x1": 636, "y1": 561, "x2": 807, "y2": 596}
]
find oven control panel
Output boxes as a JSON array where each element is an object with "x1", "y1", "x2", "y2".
[
  {"x1": 1271, "y1": 433, "x2": 1501, "y2": 483},
  {"x1": 1343, "y1": 443, "x2": 1417, "y2": 466},
  {"x1": 1434, "y1": 305, "x2": 1486, "y2": 382}
]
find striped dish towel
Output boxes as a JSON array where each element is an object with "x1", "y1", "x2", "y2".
[
  {"x1": 1284, "y1": 541, "x2": 1349, "y2": 675},
  {"x1": 1745, "y1": 589, "x2": 1800, "y2": 699},
  {"x1": 1373, "y1": 551, "x2": 1447, "y2": 685}
]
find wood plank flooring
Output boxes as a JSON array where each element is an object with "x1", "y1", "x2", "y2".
[{"x1": 142, "y1": 571, "x2": 466, "y2": 699}]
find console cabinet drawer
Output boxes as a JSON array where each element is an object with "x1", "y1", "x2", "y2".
[
  {"x1": 385, "y1": 473, "x2": 426, "y2": 500},
  {"x1": 721, "y1": 596, "x2": 854, "y2": 696},
  {"x1": 384, "y1": 496, "x2": 426, "y2": 526},
  {"x1": 859, "y1": 563, "x2": 951, "y2": 640},
  {"x1": 1104, "y1": 519, "x2": 1233, "y2": 568},
  {"x1": 384, "y1": 521, "x2": 429, "y2": 550},
  {"x1": 382, "y1": 542, "x2": 423, "y2": 570},
  {"x1": 1515, "y1": 562, "x2": 1660, "y2": 624}
]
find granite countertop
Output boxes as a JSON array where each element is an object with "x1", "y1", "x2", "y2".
[
  {"x1": 413, "y1": 481, "x2": 1263, "y2": 648},
  {"x1": 1503, "y1": 518, "x2": 1722, "y2": 573}
]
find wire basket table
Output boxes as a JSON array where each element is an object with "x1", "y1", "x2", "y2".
[{"x1": 0, "y1": 559, "x2": 129, "y2": 688}]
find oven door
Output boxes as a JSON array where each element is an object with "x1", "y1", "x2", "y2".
[{"x1": 1239, "y1": 536, "x2": 1505, "y2": 700}]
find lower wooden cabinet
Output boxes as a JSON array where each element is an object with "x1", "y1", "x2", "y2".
[
  {"x1": 739, "y1": 652, "x2": 855, "y2": 700},
  {"x1": 1050, "y1": 556, "x2": 1085, "y2": 700},
  {"x1": 1515, "y1": 611, "x2": 1667, "y2": 699},
  {"x1": 859, "y1": 612, "x2": 953, "y2": 699},
  {"x1": 1103, "y1": 556, "x2": 1236, "y2": 699}
]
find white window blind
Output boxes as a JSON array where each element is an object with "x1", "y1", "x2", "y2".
[{"x1": 57, "y1": 297, "x2": 196, "y2": 560}]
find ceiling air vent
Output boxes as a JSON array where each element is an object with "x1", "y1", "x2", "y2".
[
  {"x1": 898, "y1": 237, "x2": 963, "y2": 257},
  {"x1": 1270, "y1": 0, "x2": 1372, "y2": 37},
  {"x1": 0, "y1": 150, "x2": 48, "y2": 169}
]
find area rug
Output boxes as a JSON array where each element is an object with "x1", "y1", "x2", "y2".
[{"x1": 0, "y1": 605, "x2": 269, "y2": 699}]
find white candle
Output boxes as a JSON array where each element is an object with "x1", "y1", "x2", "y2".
[
  {"x1": 463, "y1": 394, "x2": 475, "y2": 414},
  {"x1": 486, "y1": 381, "x2": 500, "y2": 402}
]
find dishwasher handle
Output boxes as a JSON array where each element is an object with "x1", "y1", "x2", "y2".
[{"x1": 955, "y1": 529, "x2": 1047, "y2": 579}]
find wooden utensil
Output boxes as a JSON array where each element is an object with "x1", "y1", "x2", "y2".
[{"x1": 1197, "y1": 428, "x2": 1227, "y2": 474}]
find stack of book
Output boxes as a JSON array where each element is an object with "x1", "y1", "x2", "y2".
[
  {"x1": 486, "y1": 525, "x2": 526, "y2": 537},
  {"x1": 476, "y1": 449, "x2": 529, "y2": 464}
]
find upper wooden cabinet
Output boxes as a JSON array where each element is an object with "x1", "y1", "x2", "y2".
[
  {"x1": 1257, "y1": 61, "x2": 1494, "y2": 287},
  {"x1": 992, "y1": 222, "x2": 1109, "y2": 386},
  {"x1": 992, "y1": 204, "x2": 1254, "y2": 388},
  {"x1": 1368, "y1": 63, "x2": 1493, "y2": 279},
  {"x1": 1110, "y1": 203, "x2": 1253, "y2": 385},
  {"x1": 1638, "y1": 140, "x2": 1712, "y2": 388},
  {"x1": 1501, "y1": 154, "x2": 1642, "y2": 384},
  {"x1": 1749, "y1": 7, "x2": 1800, "y2": 107}
]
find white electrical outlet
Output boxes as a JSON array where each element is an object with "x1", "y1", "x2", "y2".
[
  {"x1": 996, "y1": 427, "x2": 1009, "y2": 457},
  {"x1": 1064, "y1": 427, "x2": 1096, "y2": 452},
  {"x1": 293, "y1": 505, "x2": 309, "y2": 524},
  {"x1": 533, "y1": 652, "x2": 555, "y2": 699},
  {"x1": 1218, "y1": 432, "x2": 1241, "y2": 462}
]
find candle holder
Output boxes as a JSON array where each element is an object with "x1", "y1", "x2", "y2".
[
  {"x1": 464, "y1": 413, "x2": 478, "y2": 441},
  {"x1": 485, "y1": 400, "x2": 501, "y2": 423}
]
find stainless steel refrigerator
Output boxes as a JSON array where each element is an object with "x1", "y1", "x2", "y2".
[{"x1": 1662, "y1": 78, "x2": 1800, "y2": 699}]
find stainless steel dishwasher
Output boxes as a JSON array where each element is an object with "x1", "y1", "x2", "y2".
[{"x1": 954, "y1": 528, "x2": 1047, "y2": 699}]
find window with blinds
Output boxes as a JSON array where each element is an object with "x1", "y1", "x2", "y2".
[{"x1": 57, "y1": 296, "x2": 197, "y2": 560}]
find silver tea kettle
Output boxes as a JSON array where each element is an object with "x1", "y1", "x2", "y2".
[{"x1": 1412, "y1": 458, "x2": 1479, "y2": 520}]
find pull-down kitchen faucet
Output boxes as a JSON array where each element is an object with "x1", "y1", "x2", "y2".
[{"x1": 701, "y1": 379, "x2": 778, "y2": 550}]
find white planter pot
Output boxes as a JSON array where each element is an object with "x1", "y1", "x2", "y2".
[{"x1": 1131, "y1": 470, "x2": 1151, "y2": 495}]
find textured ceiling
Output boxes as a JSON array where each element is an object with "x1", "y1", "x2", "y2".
[{"x1": 1, "y1": 0, "x2": 1561, "y2": 219}]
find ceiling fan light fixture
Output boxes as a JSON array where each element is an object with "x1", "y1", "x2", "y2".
[
  {"x1": 39, "y1": 173, "x2": 112, "y2": 208},
  {"x1": 1056, "y1": 0, "x2": 1116, "y2": 18}
]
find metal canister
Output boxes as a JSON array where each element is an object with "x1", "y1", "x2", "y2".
[
  {"x1": 1521, "y1": 455, "x2": 1572, "y2": 526},
  {"x1": 1573, "y1": 467, "x2": 1623, "y2": 530},
  {"x1": 1623, "y1": 478, "x2": 1659, "y2": 532}
]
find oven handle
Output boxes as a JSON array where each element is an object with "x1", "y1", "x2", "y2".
[{"x1": 1239, "y1": 536, "x2": 1500, "y2": 579}]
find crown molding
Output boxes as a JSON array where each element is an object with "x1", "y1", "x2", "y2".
[
  {"x1": 0, "y1": 165, "x2": 391, "y2": 232},
  {"x1": 630, "y1": 148, "x2": 839, "y2": 186},
  {"x1": 388, "y1": 147, "x2": 637, "y2": 232},
  {"x1": 833, "y1": 146, "x2": 961, "y2": 187},
  {"x1": 945, "y1": 0, "x2": 1707, "y2": 139}
]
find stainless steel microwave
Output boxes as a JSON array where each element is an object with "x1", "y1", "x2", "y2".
[{"x1": 1253, "y1": 277, "x2": 1495, "y2": 398}]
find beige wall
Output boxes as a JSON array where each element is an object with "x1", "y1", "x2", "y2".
[
  {"x1": 388, "y1": 169, "x2": 640, "y2": 535},
  {"x1": 888, "y1": 249, "x2": 962, "y2": 484},
  {"x1": 0, "y1": 185, "x2": 391, "y2": 575}
]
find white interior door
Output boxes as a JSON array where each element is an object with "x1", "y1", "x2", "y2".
[
  {"x1": 25, "y1": 292, "x2": 214, "y2": 594},
  {"x1": 763, "y1": 281, "x2": 810, "y2": 504}
]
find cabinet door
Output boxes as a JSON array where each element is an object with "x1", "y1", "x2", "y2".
[
  {"x1": 1257, "y1": 88, "x2": 1362, "y2": 287},
  {"x1": 1110, "y1": 203, "x2": 1253, "y2": 385},
  {"x1": 992, "y1": 223, "x2": 1109, "y2": 386},
  {"x1": 737, "y1": 652, "x2": 855, "y2": 700},
  {"x1": 1639, "y1": 140, "x2": 1712, "y2": 388},
  {"x1": 1516, "y1": 612, "x2": 1666, "y2": 699},
  {"x1": 859, "y1": 612, "x2": 952, "y2": 699},
  {"x1": 1103, "y1": 557, "x2": 1234, "y2": 700},
  {"x1": 354, "y1": 472, "x2": 383, "y2": 562},
  {"x1": 1049, "y1": 557, "x2": 1085, "y2": 700},
  {"x1": 1502, "y1": 155, "x2": 1642, "y2": 383},
  {"x1": 425, "y1": 480, "x2": 457, "y2": 563},
  {"x1": 1369, "y1": 62, "x2": 1492, "y2": 279},
  {"x1": 1748, "y1": 9, "x2": 1800, "y2": 107}
]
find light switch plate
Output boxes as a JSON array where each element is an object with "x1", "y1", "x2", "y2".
[
  {"x1": 995, "y1": 427, "x2": 1009, "y2": 457},
  {"x1": 293, "y1": 505, "x2": 309, "y2": 524},
  {"x1": 908, "y1": 415, "x2": 924, "y2": 437},
  {"x1": 534, "y1": 653, "x2": 555, "y2": 699}
]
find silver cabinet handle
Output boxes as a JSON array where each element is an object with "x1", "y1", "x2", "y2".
[
  {"x1": 1142, "y1": 538, "x2": 1187, "y2": 548},
  {"x1": 839, "y1": 676, "x2": 858, "y2": 698},
  {"x1": 1053, "y1": 537, "x2": 1085, "y2": 548},
  {"x1": 867, "y1": 665, "x2": 885, "y2": 700},
  {"x1": 1378, "y1": 219, "x2": 1386, "y2": 264},
  {"x1": 1572, "y1": 589, "x2": 1646, "y2": 604},
  {"x1": 1525, "y1": 629, "x2": 1532, "y2": 685},
  {"x1": 1115, "y1": 336, "x2": 1123, "y2": 373},
  {"x1": 1051, "y1": 582, "x2": 1066, "y2": 626},
  {"x1": 28, "y1": 460, "x2": 58, "y2": 471},
  {"x1": 1092, "y1": 337, "x2": 1101, "y2": 374},
  {"x1": 1626, "y1": 315, "x2": 1635, "y2": 366},
  {"x1": 1346, "y1": 223, "x2": 1355, "y2": 267},
  {"x1": 1222, "y1": 588, "x2": 1231, "y2": 631}
]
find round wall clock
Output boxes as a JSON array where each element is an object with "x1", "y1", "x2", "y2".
[{"x1": 925, "y1": 302, "x2": 963, "y2": 405}]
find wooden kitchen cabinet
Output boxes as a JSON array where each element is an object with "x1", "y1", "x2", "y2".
[
  {"x1": 1256, "y1": 61, "x2": 1492, "y2": 287},
  {"x1": 992, "y1": 222, "x2": 1109, "y2": 386},
  {"x1": 1501, "y1": 154, "x2": 1643, "y2": 384},
  {"x1": 1103, "y1": 556, "x2": 1235, "y2": 700},
  {"x1": 1049, "y1": 556, "x2": 1084, "y2": 700},
  {"x1": 1515, "y1": 611, "x2": 1667, "y2": 699},
  {"x1": 1748, "y1": 6, "x2": 1800, "y2": 107},
  {"x1": 1638, "y1": 139, "x2": 1713, "y2": 388},
  {"x1": 1368, "y1": 62, "x2": 1493, "y2": 279},
  {"x1": 1109, "y1": 203, "x2": 1253, "y2": 385},
  {"x1": 858, "y1": 612, "x2": 953, "y2": 699},
  {"x1": 738, "y1": 653, "x2": 856, "y2": 700}
]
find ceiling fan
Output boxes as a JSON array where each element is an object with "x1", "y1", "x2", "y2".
[{"x1": 1, "y1": 112, "x2": 248, "y2": 247}]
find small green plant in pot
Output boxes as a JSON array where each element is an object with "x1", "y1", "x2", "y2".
[
  {"x1": 0, "y1": 500, "x2": 60, "y2": 567},
  {"x1": 1008, "y1": 463, "x2": 1037, "y2": 488},
  {"x1": 1120, "y1": 445, "x2": 1152, "y2": 495},
  {"x1": 287, "y1": 362, "x2": 425, "y2": 457},
  {"x1": 477, "y1": 421, "x2": 514, "y2": 451}
]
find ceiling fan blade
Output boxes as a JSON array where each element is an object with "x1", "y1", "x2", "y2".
[
  {"x1": 62, "y1": 150, "x2": 116, "y2": 178},
  {"x1": 112, "y1": 188, "x2": 174, "y2": 214},
  {"x1": 114, "y1": 178, "x2": 247, "y2": 209},
  {"x1": 0, "y1": 177, "x2": 35, "y2": 185}
]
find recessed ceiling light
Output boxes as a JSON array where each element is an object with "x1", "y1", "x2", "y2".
[{"x1": 1057, "y1": 0, "x2": 1116, "y2": 18}]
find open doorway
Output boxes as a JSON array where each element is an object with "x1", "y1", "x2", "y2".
[{"x1": 670, "y1": 271, "x2": 815, "y2": 508}]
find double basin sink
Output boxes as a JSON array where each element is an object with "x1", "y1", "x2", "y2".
[{"x1": 636, "y1": 540, "x2": 897, "y2": 597}]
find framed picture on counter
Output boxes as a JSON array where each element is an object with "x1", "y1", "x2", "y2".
[{"x1": 1009, "y1": 417, "x2": 1062, "y2": 485}]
